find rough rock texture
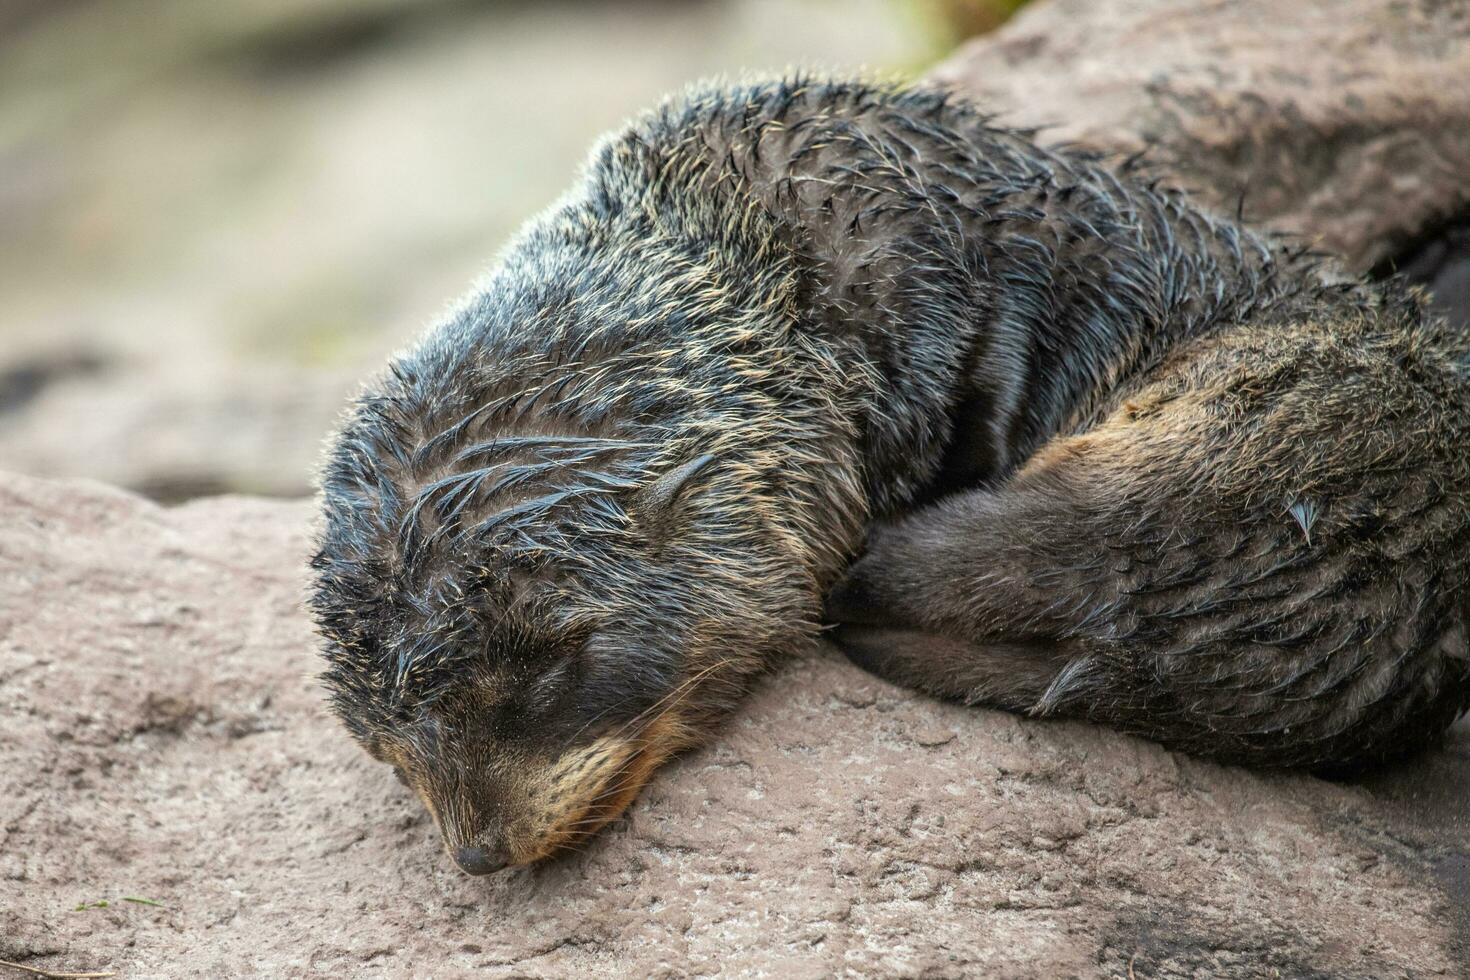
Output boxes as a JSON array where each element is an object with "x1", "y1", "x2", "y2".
[
  {"x1": 4, "y1": 471, "x2": 1469, "y2": 977},
  {"x1": 932, "y1": 0, "x2": 1470, "y2": 277}
]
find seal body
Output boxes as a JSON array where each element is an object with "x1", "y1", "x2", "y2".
[{"x1": 311, "y1": 78, "x2": 1470, "y2": 871}]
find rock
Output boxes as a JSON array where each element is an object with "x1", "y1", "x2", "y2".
[
  {"x1": 932, "y1": 0, "x2": 1470, "y2": 279},
  {"x1": 3, "y1": 470, "x2": 1468, "y2": 976},
  {"x1": 0, "y1": 348, "x2": 357, "y2": 501}
]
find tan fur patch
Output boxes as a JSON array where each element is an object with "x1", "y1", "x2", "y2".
[{"x1": 518, "y1": 710, "x2": 692, "y2": 863}]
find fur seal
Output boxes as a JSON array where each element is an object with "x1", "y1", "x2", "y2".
[{"x1": 310, "y1": 78, "x2": 1470, "y2": 874}]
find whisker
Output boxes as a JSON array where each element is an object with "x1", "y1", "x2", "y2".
[
  {"x1": 604, "y1": 658, "x2": 735, "y2": 743},
  {"x1": 539, "y1": 658, "x2": 743, "y2": 855}
]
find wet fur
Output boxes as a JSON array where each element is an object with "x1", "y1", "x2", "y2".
[
  {"x1": 311, "y1": 77, "x2": 1470, "y2": 867},
  {"x1": 831, "y1": 313, "x2": 1470, "y2": 770}
]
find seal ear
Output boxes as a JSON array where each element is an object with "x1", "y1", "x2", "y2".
[{"x1": 635, "y1": 453, "x2": 717, "y2": 521}]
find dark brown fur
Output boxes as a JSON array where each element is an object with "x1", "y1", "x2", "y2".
[
  {"x1": 310, "y1": 77, "x2": 1470, "y2": 873},
  {"x1": 831, "y1": 311, "x2": 1470, "y2": 771}
]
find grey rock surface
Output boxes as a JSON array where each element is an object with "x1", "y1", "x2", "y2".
[
  {"x1": 3, "y1": 470, "x2": 1468, "y2": 977},
  {"x1": 932, "y1": 0, "x2": 1470, "y2": 276}
]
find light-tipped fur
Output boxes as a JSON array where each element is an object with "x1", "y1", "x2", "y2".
[{"x1": 311, "y1": 77, "x2": 1470, "y2": 872}]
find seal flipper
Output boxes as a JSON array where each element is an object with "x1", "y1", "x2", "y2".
[
  {"x1": 826, "y1": 317, "x2": 1470, "y2": 771},
  {"x1": 831, "y1": 622, "x2": 1075, "y2": 714}
]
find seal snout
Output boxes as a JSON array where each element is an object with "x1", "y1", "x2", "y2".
[{"x1": 453, "y1": 844, "x2": 509, "y2": 876}]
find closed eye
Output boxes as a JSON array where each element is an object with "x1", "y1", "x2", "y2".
[{"x1": 524, "y1": 658, "x2": 576, "y2": 714}]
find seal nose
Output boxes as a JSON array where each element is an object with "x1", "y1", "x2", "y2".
[{"x1": 453, "y1": 845, "x2": 508, "y2": 876}]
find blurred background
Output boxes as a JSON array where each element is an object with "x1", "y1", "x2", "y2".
[{"x1": 0, "y1": 0, "x2": 1021, "y2": 502}]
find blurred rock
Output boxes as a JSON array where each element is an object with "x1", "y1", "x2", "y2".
[
  {"x1": 909, "y1": 0, "x2": 1032, "y2": 47},
  {"x1": 2, "y1": 470, "x2": 1468, "y2": 975},
  {"x1": 0, "y1": 0, "x2": 928, "y2": 500},
  {"x1": 932, "y1": 0, "x2": 1470, "y2": 289}
]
